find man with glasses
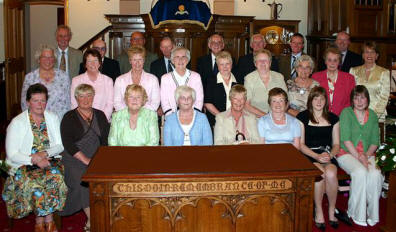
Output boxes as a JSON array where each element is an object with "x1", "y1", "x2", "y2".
[
  {"x1": 78, "y1": 39, "x2": 120, "y2": 81},
  {"x1": 117, "y1": 31, "x2": 158, "y2": 74}
]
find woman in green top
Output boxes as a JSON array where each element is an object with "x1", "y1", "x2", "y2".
[
  {"x1": 108, "y1": 84, "x2": 159, "y2": 146},
  {"x1": 337, "y1": 85, "x2": 383, "y2": 227}
]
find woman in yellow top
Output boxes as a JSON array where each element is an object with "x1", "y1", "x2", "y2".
[{"x1": 349, "y1": 41, "x2": 390, "y2": 121}]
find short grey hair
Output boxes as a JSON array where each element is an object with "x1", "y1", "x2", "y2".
[
  {"x1": 55, "y1": 25, "x2": 72, "y2": 37},
  {"x1": 34, "y1": 44, "x2": 57, "y2": 64},
  {"x1": 294, "y1": 55, "x2": 315, "y2": 71},
  {"x1": 253, "y1": 48, "x2": 272, "y2": 63},
  {"x1": 250, "y1": 34, "x2": 265, "y2": 46},
  {"x1": 208, "y1": 34, "x2": 224, "y2": 44},
  {"x1": 74, "y1": 84, "x2": 95, "y2": 99},
  {"x1": 170, "y1": 47, "x2": 191, "y2": 62},
  {"x1": 175, "y1": 85, "x2": 196, "y2": 104}
]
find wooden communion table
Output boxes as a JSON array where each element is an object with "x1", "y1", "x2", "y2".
[{"x1": 83, "y1": 144, "x2": 321, "y2": 232}]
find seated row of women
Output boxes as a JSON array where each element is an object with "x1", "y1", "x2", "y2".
[
  {"x1": 4, "y1": 81, "x2": 383, "y2": 231},
  {"x1": 20, "y1": 41, "x2": 390, "y2": 129}
]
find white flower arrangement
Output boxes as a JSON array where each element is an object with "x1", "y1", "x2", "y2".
[{"x1": 376, "y1": 137, "x2": 396, "y2": 172}]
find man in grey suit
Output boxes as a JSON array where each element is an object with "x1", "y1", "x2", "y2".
[
  {"x1": 117, "y1": 31, "x2": 158, "y2": 74},
  {"x1": 55, "y1": 25, "x2": 83, "y2": 79},
  {"x1": 278, "y1": 33, "x2": 305, "y2": 82}
]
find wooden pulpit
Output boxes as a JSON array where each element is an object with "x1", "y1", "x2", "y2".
[{"x1": 83, "y1": 144, "x2": 321, "y2": 232}]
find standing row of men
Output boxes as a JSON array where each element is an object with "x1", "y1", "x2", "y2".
[{"x1": 53, "y1": 25, "x2": 363, "y2": 87}]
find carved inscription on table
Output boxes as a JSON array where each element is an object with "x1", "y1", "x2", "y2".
[{"x1": 112, "y1": 179, "x2": 292, "y2": 196}]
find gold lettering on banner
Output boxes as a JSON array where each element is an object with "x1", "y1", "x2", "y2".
[{"x1": 112, "y1": 179, "x2": 292, "y2": 195}]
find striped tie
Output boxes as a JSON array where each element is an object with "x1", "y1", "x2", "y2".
[
  {"x1": 290, "y1": 56, "x2": 297, "y2": 79},
  {"x1": 60, "y1": 51, "x2": 66, "y2": 72}
]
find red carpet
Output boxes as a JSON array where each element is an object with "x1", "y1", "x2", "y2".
[{"x1": 0, "y1": 191, "x2": 387, "y2": 232}]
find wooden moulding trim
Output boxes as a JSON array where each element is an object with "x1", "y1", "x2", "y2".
[
  {"x1": 82, "y1": 170, "x2": 321, "y2": 182},
  {"x1": 25, "y1": 1, "x2": 64, "y2": 6},
  {"x1": 111, "y1": 179, "x2": 295, "y2": 196}
]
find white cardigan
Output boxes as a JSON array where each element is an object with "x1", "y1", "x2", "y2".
[{"x1": 5, "y1": 110, "x2": 64, "y2": 175}]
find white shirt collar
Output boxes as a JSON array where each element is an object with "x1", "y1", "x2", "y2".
[
  {"x1": 57, "y1": 46, "x2": 69, "y2": 54},
  {"x1": 211, "y1": 53, "x2": 216, "y2": 68},
  {"x1": 291, "y1": 52, "x2": 302, "y2": 58},
  {"x1": 216, "y1": 72, "x2": 237, "y2": 84}
]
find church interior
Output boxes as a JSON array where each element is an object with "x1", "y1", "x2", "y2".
[{"x1": 1, "y1": 0, "x2": 396, "y2": 231}]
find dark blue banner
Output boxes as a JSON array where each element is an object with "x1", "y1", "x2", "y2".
[{"x1": 149, "y1": 0, "x2": 213, "y2": 30}]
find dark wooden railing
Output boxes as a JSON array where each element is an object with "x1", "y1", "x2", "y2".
[{"x1": 78, "y1": 25, "x2": 113, "y2": 53}]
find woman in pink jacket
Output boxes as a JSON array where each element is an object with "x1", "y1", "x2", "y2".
[
  {"x1": 160, "y1": 47, "x2": 203, "y2": 116},
  {"x1": 312, "y1": 47, "x2": 356, "y2": 116},
  {"x1": 113, "y1": 46, "x2": 160, "y2": 112}
]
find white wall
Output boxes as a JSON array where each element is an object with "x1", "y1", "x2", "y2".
[
  {"x1": 29, "y1": 5, "x2": 60, "y2": 69},
  {"x1": 67, "y1": 0, "x2": 307, "y2": 48},
  {"x1": 68, "y1": 0, "x2": 119, "y2": 48},
  {"x1": 0, "y1": 0, "x2": 4, "y2": 62},
  {"x1": 235, "y1": 0, "x2": 308, "y2": 36}
]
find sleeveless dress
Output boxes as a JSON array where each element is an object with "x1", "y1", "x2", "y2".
[{"x1": 297, "y1": 110, "x2": 339, "y2": 166}]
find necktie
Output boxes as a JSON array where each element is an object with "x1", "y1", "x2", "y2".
[
  {"x1": 213, "y1": 58, "x2": 219, "y2": 75},
  {"x1": 60, "y1": 51, "x2": 66, "y2": 72},
  {"x1": 167, "y1": 59, "x2": 173, "y2": 73},
  {"x1": 290, "y1": 56, "x2": 297, "y2": 79},
  {"x1": 339, "y1": 53, "x2": 345, "y2": 70}
]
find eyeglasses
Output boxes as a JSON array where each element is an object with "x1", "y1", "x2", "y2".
[{"x1": 93, "y1": 47, "x2": 106, "y2": 52}]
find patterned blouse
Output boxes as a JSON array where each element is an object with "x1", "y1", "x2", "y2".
[
  {"x1": 287, "y1": 78, "x2": 319, "y2": 112},
  {"x1": 29, "y1": 112, "x2": 49, "y2": 154},
  {"x1": 21, "y1": 68, "x2": 71, "y2": 119}
]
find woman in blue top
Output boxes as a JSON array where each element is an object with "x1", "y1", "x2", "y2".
[
  {"x1": 257, "y1": 87, "x2": 301, "y2": 149},
  {"x1": 163, "y1": 85, "x2": 213, "y2": 146}
]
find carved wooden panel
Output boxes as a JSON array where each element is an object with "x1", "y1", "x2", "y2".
[
  {"x1": 87, "y1": 176, "x2": 311, "y2": 232},
  {"x1": 109, "y1": 194, "x2": 294, "y2": 232}
]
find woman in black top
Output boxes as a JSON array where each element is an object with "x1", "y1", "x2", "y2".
[
  {"x1": 60, "y1": 84, "x2": 110, "y2": 231},
  {"x1": 297, "y1": 86, "x2": 340, "y2": 230},
  {"x1": 204, "y1": 51, "x2": 238, "y2": 128}
]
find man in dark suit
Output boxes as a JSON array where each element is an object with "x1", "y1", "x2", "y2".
[
  {"x1": 335, "y1": 31, "x2": 363, "y2": 72},
  {"x1": 78, "y1": 39, "x2": 121, "y2": 81},
  {"x1": 235, "y1": 34, "x2": 279, "y2": 84},
  {"x1": 150, "y1": 37, "x2": 175, "y2": 83},
  {"x1": 278, "y1": 33, "x2": 305, "y2": 82},
  {"x1": 197, "y1": 34, "x2": 228, "y2": 91}
]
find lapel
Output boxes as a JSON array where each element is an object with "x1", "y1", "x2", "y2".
[
  {"x1": 320, "y1": 71, "x2": 331, "y2": 98},
  {"x1": 161, "y1": 57, "x2": 168, "y2": 73},
  {"x1": 67, "y1": 48, "x2": 73, "y2": 73}
]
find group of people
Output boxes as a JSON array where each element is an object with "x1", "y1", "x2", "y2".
[{"x1": 2, "y1": 24, "x2": 390, "y2": 232}]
